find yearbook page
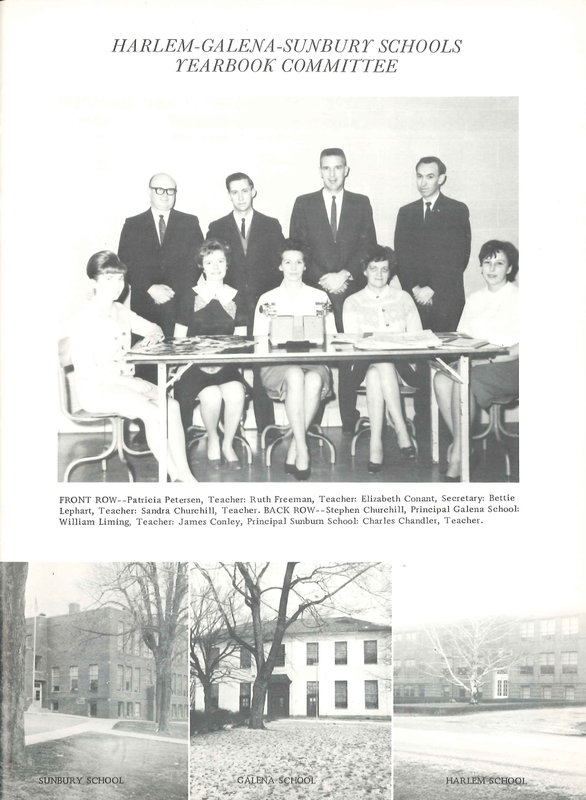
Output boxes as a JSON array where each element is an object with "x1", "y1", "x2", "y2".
[{"x1": 1, "y1": 0, "x2": 585, "y2": 798}]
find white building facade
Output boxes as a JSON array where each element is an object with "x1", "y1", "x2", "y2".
[{"x1": 193, "y1": 617, "x2": 391, "y2": 718}]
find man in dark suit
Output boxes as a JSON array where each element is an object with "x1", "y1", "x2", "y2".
[
  {"x1": 119, "y1": 172, "x2": 204, "y2": 338},
  {"x1": 290, "y1": 148, "x2": 377, "y2": 430},
  {"x1": 394, "y1": 156, "x2": 471, "y2": 332},
  {"x1": 207, "y1": 172, "x2": 284, "y2": 327},
  {"x1": 207, "y1": 172, "x2": 284, "y2": 431}
]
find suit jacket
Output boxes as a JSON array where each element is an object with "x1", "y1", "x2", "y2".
[
  {"x1": 206, "y1": 210, "x2": 284, "y2": 310},
  {"x1": 394, "y1": 193, "x2": 471, "y2": 329},
  {"x1": 118, "y1": 208, "x2": 204, "y2": 334},
  {"x1": 289, "y1": 190, "x2": 377, "y2": 288}
]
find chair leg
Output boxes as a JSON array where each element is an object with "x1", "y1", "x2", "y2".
[
  {"x1": 235, "y1": 429, "x2": 253, "y2": 465},
  {"x1": 308, "y1": 426, "x2": 336, "y2": 464},
  {"x1": 64, "y1": 422, "x2": 119, "y2": 482},
  {"x1": 351, "y1": 422, "x2": 370, "y2": 457},
  {"x1": 265, "y1": 430, "x2": 289, "y2": 467}
]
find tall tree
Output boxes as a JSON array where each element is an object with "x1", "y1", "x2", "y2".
[
  {"x1": 0, "y1": 562, "x2": 29, "y2": 774},
  {"x1": 424, "y1": 616, "x2": 519, "y2": 703},
  {"x1": 92, "y1": 562, "x2": 188, "y2": 732},
  {"x1": 189, "y1": 576, "x2": 241, "y2": 714},
  {"x1": 197, "y1": 562, "x2": 384, "y2": 729}
]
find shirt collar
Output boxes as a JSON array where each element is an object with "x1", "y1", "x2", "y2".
[
  {"x1": 364, "y1": 283, "x2": 392, "y2": 300},
  {"x1": 422, "y1": 190, "x2": 441, "y2": 210},
  {"x1": 194, "y1": 275, "x2": 237, "y2": 305},
  {"x1": 322, "y1": 187, "x2": 344, "y2": 203},
  {"x1": 232, "y1": 208, "x2": 254, "y2": 225}
]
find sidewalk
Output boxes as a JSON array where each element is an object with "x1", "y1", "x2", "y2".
[{"x1": 26, "y1": 716, "x2": 187, "y2": 746}]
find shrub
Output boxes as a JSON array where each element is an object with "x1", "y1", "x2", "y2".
[{"x1": 190, "y1": 708, "x2": 249, "y2": 735}]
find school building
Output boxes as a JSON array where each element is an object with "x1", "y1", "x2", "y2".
[
  {"x1": 193, "y1": 616, "x2": 392, "y2": 718},
  {"x1": 394, "y1": 610, "x2": 586, "y2": 703},
  {"x1": 25, "y1": 603, "x2": 189, "y2": 720}
]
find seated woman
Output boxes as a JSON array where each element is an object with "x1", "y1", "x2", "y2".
[
  {"x1": 173, "y1": 239, "x2": 248, "y2": 468},
  {"x1": 434, "y1": 240, "x2": 519, "y2": 481},
  {"x1": 343, "y1": 245, "x2": 422, "y2": 472},
  {"x1": 70, "y1": 251, "x2": 196, "y2": 482},
  {"x1": 253, "y1": 239, "x2": 336, "y2": 480}
]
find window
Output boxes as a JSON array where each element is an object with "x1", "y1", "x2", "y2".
[
  {"x1": 539, "y1": 652, "x2": 555, "y2": 674},
  {"x1": 117, "y1": 665, "x2": 124, "y2": 691},
  {"x1": 210, "y1": 683, "x2": 219, "y2": 710},
  {"x1": 364, "y1": 640, "x2": 378, "y2": 664},
  {"x1": 172, "y1": 673, "x2": 177, "y2": 694},
  {"x1": 562, "y1": 617, "x2": 579, "y2": 636},
  {"x1": 26, "y1": 634, "x2": 32, "y2": 649},
  {"x1": 69, "y1": 666, "x2": 78, "y2": 692},
  {"x1": 307, "y1": 643, "x2": 319, "y2": 665},
  {"x1": 118, "y1": 701, "x2": 124, "y2": 717},
  {"x1": 50, "y1": 701, "x2": 59, "y2": 712},
  {"x1": 335, "y1": 681, "x2": 348, "y2": 709},
  {"x1": 172, "y1": 704, "x2": 177, "y2": 719},
  {"x1": 89, "y1": 664, "x2": 98, "y2": 692},
  {"x1": 496, "y1": 678, "x2": 509, "y2": 698},
  {"x1": 135, "y1": 667, "x2": 141, "y2": 691},
  {"x1": 418, "y1": 685, "x2": 425, "y2": 698},
  {"x1": 334, "y1": 641, "x2": 348, "y2": 665},
  {"x1": 51, "y1": 668, "x2": 60, "y2": 692},
  {"x1": 561, "y1": 652, "x2": 578, "y2": 673},
  {"x1": 520, "y1": 621, "x2": 534, "y2": 639},
  {"x1": 564, "y1": 686, "x2": 575, "y2": 701},
  {"x1": 365, "y1": 680, "x2": 379, "y2": 709},
  {"x1": 521, "y1": 686, "x2": 531, "y2": 700},
  {"x1": 35, "y1": 655, "x2": 42, "y2": 670},
  {"x1": 540, "y1": 619, "x2": 555, "y2": 637},
  {"x1": 147, "y1": 668, "x2": 153, "y2": 686},
  {"x1": 127, "y1": 701, "x2": 133, "y2": 716},
  {"x1": 542, "y1": 686, "x2": 552, "y2": 700},
  {"x1": 403, "y1": 685, "x2": 416, "y2": 698},
  {"x1": 274, "y1": 644, "x2": 285, "y2": 667},
  {"x1": 239, "y1": 682, "x2": 251, "y2": 712},
  {"x1": 394, "y1": 686, "x2": 402, "y2": 698},
  {"x1": 442, "y1": 686, "x2": 451, "y2": 699},
  {"x1": 125, "y1": 666, "x2": 133, "y2": 692},
  {"x1": 518, "y1": 655, "x2": 533, "y2": 675},
  {"x1": 240, "y1": 648, "x2": 251, "y2": 669},
  {"x1": 133, "y1": 636, "x2": 140, "y2": 656}
]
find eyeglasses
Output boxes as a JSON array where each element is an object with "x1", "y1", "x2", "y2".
[{"x1": 149, "y1": 186, "x2": 177, "y2": 196}]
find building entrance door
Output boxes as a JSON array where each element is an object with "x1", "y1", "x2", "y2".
[
  {"x1": 89, "y1": 701, "x2": 98, "y2": 717},
  {"x1": 33, "y1": 681, "x2": 43, "y2": 710},
  {"x1": 306, "y1": 681, "x2": 319, "y2": 717},
  {"x1": 267, "y1": 674, "x2": 291, "y2": 718}
]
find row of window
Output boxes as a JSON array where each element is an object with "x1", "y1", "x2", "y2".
[
  {"x1": 117, "y1": 622, "x2": 154, "y2": 658},
  {"x1": 519, "y1": 685, "x2": 576, "y2": 700},
  {"x1": 232, "y1": 680, "x2": 380, "y2": 711},
  {"x1": 50, "y1": 665, "x2": 187, "y2": 695},
  {"x1": 396, "y1": 616, "x2": 580, "y2": 644},
  {"x1": 237, "y1": 640, "x2": 379, "y2": 669},
  {"x1": 395, "y1": 652, "x2": 580, "y2": 676}
]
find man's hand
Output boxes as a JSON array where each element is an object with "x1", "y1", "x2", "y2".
[
  {"x1": 413, "y1": 285, "x2": 434, "y2": 306},
  {"x1": 319, "y1": 271, "x2": 351, "y2": 295},
  {"x1": 148, "y1": 284, "x2": 175, "y2": 304}
]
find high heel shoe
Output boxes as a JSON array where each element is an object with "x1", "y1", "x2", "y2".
[
  {"x1": 285, "y1": 462, "x2": 297, "y2": 475},
  {"x1": 444, "y1": 474, "x2": 461, "y2": 482},
  {"x1": 399, "y1": 435, "x2": 417, "y2": 459},
  {"x1": 367, "y1": 461, "x2": 383, "y2": 474}
]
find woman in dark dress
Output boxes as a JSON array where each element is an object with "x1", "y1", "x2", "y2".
[{"x1": 173, "y1": 239, "x2": 247, "y2": 466}]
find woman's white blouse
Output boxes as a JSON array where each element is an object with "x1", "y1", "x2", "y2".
[{"x1": 457, "y1": 282, "x2": 519, "y2": 346}]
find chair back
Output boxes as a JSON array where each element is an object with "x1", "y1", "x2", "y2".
[{"x1": 58, "y1": 337, "x2": 77, "y2": 420}]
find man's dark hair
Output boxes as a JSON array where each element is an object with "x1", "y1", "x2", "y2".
[
  {"x1": 225, "y1": 172, "x2": 254, "y2": 191},
  {"x1": 416, "y1": 156, "x2": 447, "y2": 175},
  {"x1": 320, "y1": 148, "x2": 347, "y2": 165},
  {"x1": 478, "y1": 240, "x2": 519, "y2": 281},
  {"x1": 86, "y1": 250, "x2": 127, "y2": 280}
]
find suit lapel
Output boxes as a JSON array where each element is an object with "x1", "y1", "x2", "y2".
[
  {"x1": 314, "y1": 191, "x2": 335, "y2": 244},
  {"x1": 228, "y1": 214, "x2": 246, "y2": 259}
]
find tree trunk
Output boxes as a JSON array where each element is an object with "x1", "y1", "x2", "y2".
[
  {"x1": 249, "y1": 677, "x2": 268, "y2": 729},
  {"x1": 155, "y1": 657, "x2": 172, "y2": 733},
  {"x1": 202, "y1": 681, "x2": 212, "y2": 715},
  {"x1": 0, "y1": 563, "x2": 28, "y2": 773}
]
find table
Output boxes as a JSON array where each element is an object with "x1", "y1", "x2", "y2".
[{"x1": 126, "y1": 335, "x2": 508, "y2": 483}]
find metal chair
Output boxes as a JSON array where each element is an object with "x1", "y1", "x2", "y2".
[
  {"x1": 58, "y1": 337, "x2": 151, "y2": 482},
  {"x1": 472, "y1": 398, "x2": 519, "y2": 478},
  {"x1": 350, "y1": 383, "x2": 417, "y2": 457},
  {"x1": 260, "y1": 402, "x2": 336, "y2": 467},
  {"x1": 185, "y1": 417, "x2": 253, "y2": 466}
]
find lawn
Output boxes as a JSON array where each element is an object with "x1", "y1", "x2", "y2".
[
  {"x1": 113, "y1": 719, "x2": 188, "y2": 739},
  {"x1": 191, "y1": 720, "x2": 392, "y2": 799},
  {"x1": 394, "y1": 762, "x2": 581, "y2": 800},
  {"x1": 3, "y1": 733, "x2": 187, "y2": 800}
]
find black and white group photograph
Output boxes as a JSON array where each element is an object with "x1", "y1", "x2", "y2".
[{"x1": 55, "y1": 96, "x2": 519, "y2": 485}]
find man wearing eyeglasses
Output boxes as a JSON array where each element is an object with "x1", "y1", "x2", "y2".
[{"x1": 119, "y1": 172, "x2": 203, "y2": 337}]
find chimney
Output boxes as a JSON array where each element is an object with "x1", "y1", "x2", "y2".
[{"x1": 69, "y1": 603, "x2": 81, "y2": 615}]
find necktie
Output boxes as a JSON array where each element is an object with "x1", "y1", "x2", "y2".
[
  {"x1": 240, "y1": 218, "x2": 246, "y2": 239},
  {"x1": 331, "y1": 196, "x2": 337, "y2": 242},
  {"x1": 424, "y1": 202, "x2": 432, "y2": 223},
  {"x1": 159, "y1": 215, "x2": 166, "y2": 244}
]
